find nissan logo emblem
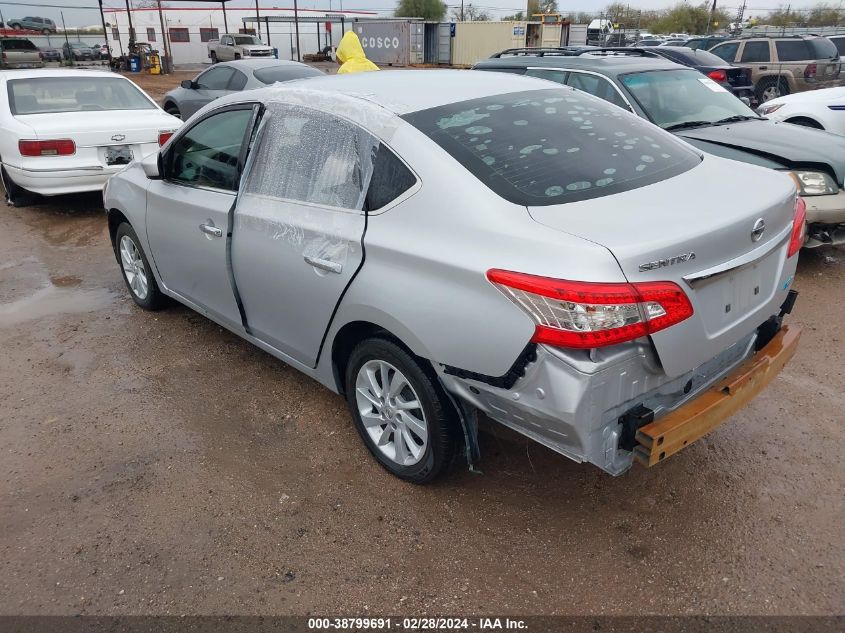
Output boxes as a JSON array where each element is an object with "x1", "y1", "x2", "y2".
[
  {"x1": 111, "y1": 134, "x2": 126, "y2": 142},
  {"x1": 751, "y1": 218, "x2": 765, "y2": 242}
]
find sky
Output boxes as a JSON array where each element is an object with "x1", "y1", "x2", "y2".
[{"x1": 0, "y1": 0, "x2": 834, "y2": 27}]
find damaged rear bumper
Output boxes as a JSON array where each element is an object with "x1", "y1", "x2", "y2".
[{"x1": 633, "y1": 324, "x2": 801, "y2": 467}]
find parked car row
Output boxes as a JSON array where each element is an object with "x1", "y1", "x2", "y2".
[{"x1": 1, "y1": 55, "x2": 841, "y2": 483}]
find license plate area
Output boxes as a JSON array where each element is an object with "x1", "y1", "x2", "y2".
[
  {"x1": 692, "y1": 246, "x2": 781, "y2": 336},
  {"x1": 105, "y1": 146, "x2": 133, "y2": 166}
]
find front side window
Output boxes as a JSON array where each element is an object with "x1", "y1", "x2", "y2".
[
  {"x1": 621, "y1": 69, "x2": 757, "y2": 129},
  {"x1": 565, "y1": 72, "x2": 629, "y2": 110},
  {"x1": 243, "y1": 103, "x2": 383, "y2": 211},
  {"x1": 8, "y1": 77, "x2": 155, "y2": 114},
  {"x1": 524, "y1": 68, "x2": 567, "y2": 84},
  {"x1": 196, "y1": 66, "x2": 235, "y2": 90},
  {"x1": 228, "y1": 70, "x2": 247, "y2": 91},
  {"x1": 710, "y1": 42, "x2": 739, "y2": 62},
  {"x1": 404, "y1": 88, "x2": 699, "y2": 207},
  {"x1": 741, "y1": 41, "x2": 770, "y2": 63},
  {"x1": 775, "y1": 40, "x2": 812, "y2": 61},
  {"x1": 167, "y1": 108, "x2": 253, "y2": 191}
]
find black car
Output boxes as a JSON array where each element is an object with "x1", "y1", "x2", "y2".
[
  {"x1": 62, "y1": 42, "x2": 94, "y2": 61},
  {"x1": 474, "y1": 47, "x2": 845, "y2": 247},
  {"x1": 649, "y1": 46, "x2": 754, "y2": 103}
]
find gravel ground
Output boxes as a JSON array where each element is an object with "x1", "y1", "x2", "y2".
[{"x1": 0, "y1": 71, "x2": 843, "y2": 617}]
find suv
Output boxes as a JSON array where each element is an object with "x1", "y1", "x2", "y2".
[
  {"x1": 6, "y1": 16, "x2": 57, "y2": 33},
  {"x1": 709, "y1": 35, "x2": 841, "y2": 103},
  {"x1": 0, "y1": 38, "x2": 44, "y2": 69},
  {"x1": 474, "y1": 48, "x2": 845, "y2": 247},
  {"x1": 62, "y1": 42, "x2": 95, "y2": 61}
]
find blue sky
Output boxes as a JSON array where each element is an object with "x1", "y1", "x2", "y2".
[{"x1": 0, "y1": 0, "x2": 830, "y2": 27}]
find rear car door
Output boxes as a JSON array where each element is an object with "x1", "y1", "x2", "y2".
[
  {"x1": 232, "y1": 103, "x2": 393, "y2": 367},
  {"x1": 146, "y1": 104, "x2": 257, "y2": 329},
  {"x1": 181, "y1": 66, "x2": 235, "y2": 118}
]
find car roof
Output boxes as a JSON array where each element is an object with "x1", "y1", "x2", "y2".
[
  {"x1": 475, "y1": 52, "x2": 682, "y2": 77},
  {"x1": 217, "y1": 58, "x2": 311, "y2": 70},
  {"x1": 259, "y1": 69, "x2": 565, "y2": 114}
]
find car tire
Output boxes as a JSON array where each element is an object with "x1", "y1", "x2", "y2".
[
  {"x1": 344, "y1": 337, "x2": 459, "y2": 484},
  {"x1": 210, "y1": 52, "x2": 217, "y2": 64},
  {"x1": 114, "y1": 222, "x2": 166, "y2": 311},
  {"x1": 784, "y1": 116, "x2": 824, "y2": 130},
  {"x1": 756, "y1": 77, "x2": 789, "y2": 103},
  {"x1": 164, "y1": 103, "x2": 181, "y2": 119},
  {"x1": 1, "y1": 165, "x2": 34, "y2": 207}
]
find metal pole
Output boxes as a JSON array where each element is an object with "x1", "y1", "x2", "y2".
[
  {"x1": 124, "y1": 0, "x2": 135, "y2": 48},
  {"x1": 157, "y1": 0, "x2": 169, "y2": 73},
  {"x1": 61, "y1": 11, "x2": 73, "y2": 67},
  {"x1": 254, "y1": 0, "x2": 259, "y2": 35},
  {"x1": 293, "y1": 0, "x2": 301, "y2": 61},
  {"x1": 221, "y1": 1, "x2": 228, "y2": 33},
  {"x1": 97, "y1": 0, "x2": 113, "y2": 69},
  {"x1": 265, "y1": 17, "x2": 270, "y2": 45}
]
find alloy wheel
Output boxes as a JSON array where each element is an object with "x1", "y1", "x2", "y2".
[
  {"x1": 119, "y1": 235, "x2": 149, "y2": 300},
  {"x1": 355, "y1": 360, "x2": 428, "y2": 467}
]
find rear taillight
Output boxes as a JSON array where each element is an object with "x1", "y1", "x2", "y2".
[
  {"x1": 707, "y1": 69, "x2": 727, "y2": 82},
  {"x1": 487, "y1": 270, "x2": 694, "y2": 349},
  {"x1": 787, "y1": 198, "x2": 807, "y2": 258},
  {"x1": 158, "y1": 131, "x2": 174, "y2": 146},
  {"x1": 18, "y1": 139, "x2": 76, "y2": 157},
  {"x1": 804, "y1": 63, "x2": 817, "y2": 79}
]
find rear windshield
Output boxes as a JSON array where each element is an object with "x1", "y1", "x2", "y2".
[
  {"x1": 810, "y1": 37, "x2": 840, "y2": 59},
  {"x1": 234, "y1": 36, "x2": 261, "y2": 45},
  {"x1": 253, "y1": 65, "x2": 322, "y2": 85},
  {"x1": 1, "y1": 39, "x2": 37, "y2": 51},
  {"x1": 8, "y1": 77, "x2": 156, "y2": 115},
  {"x1": 684, "y1": 48, "x2": 730, "y2": 66},
  {"x1": 403, "y1": 88, "x2": 700, "y2": 206}
]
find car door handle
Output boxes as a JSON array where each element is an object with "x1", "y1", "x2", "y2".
[
  {"x1": 759, "y1": 66, "x2": 767, "y2": 70},
  {"x1": 304, "y1": 255, "x2": 342, "y2": 274},
  {"x1": 199, "y1": 223, "x2": 223, "y2": 238}
]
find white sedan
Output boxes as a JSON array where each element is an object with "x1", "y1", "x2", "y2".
[
  {"x1": 0, "y1": 69, "x2": 181, "y2": 205},
  {"x1": 758, "y1": 87, "x2": 845, "y2": 136}
]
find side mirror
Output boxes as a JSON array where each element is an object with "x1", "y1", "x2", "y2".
[
  {"x1": 180, "y1": 79, "x2": 195, "y2": 89},
  {"x1": 141, "y1": 152, "x2": 160, "y2": 179}
]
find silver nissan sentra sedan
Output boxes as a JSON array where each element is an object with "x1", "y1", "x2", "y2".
[{"x1": 103, "y1": 70, "x2": 803, "y2": 483}]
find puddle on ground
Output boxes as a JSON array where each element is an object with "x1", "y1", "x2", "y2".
[
  {"x1": 49, "y1": 275, "x2": 82, "y2": 288},
  {"x1": 0, "y1": 284, "x2": 114, "y2": 328}
]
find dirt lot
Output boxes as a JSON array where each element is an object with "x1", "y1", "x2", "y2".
[{"x1": 0, "y1": 72, "x2": 843, "y2": 618}]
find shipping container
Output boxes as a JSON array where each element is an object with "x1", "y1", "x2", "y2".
[
  {"x1": 568, "y1": 24, "x2": 588, "y2": 46},
  {"x1": 423, "y1": 22, "x2": 451, "y2": 64},
  {"x1": 540, "y1": 24, "x2": 563, "y2": 47},
  {"x1": 353, "y1": 20, "x2": 423, "y2": 66},
  {"x1": 451, "y1": 21, "x2": 528, "y2": 66}
]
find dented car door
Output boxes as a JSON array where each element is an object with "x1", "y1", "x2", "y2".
[{"x1": 231, "y1": 103, "x2": 371, "y2": 367}]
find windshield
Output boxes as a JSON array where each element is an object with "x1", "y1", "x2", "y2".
[
  {"x1": 404, "y1": 88, "x2": 699, "y2": 207},
  {"x1": 8, "y1": 77, "x2": 156, "y2": 115},
  {"x1": 234, "y1": 36, "x2": 261, "y2": 45},
  {"x1": 620, "y1": 69, "x2": 756, "y2": 129}
]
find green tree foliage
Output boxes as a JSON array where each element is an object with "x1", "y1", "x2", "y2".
[{"x1": 394, "y1": 0, "x2": 447, "y2": 21}]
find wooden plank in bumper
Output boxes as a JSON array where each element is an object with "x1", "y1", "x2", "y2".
[{"x1": 634, "y1": 325, "x2": 801, "y2": 467}]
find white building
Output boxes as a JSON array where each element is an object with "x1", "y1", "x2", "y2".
[{"x1": 103, "y1": 5, "x2": 379, "y2": 66}]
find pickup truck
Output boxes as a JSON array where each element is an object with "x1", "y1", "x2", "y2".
[
  {"x1": 0, "y1": 37, "x2": 44, "y2": 69},
  {"x1": 207, "y1": 34, "x2": 274, "y2": 63}
]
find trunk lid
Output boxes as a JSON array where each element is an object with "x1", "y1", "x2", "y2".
[
  {"x1": 14, "y1": 110, "x2": 179, "y2": 147},
  {"x1": 527, "y1": 156, "x2": 799, "y2": 377}
]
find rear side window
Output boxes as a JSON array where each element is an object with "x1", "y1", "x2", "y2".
[
  {"x1": 365, "y1": 146, "x2": 416, "y2": 211},
  {"x1": 243, "y1": 102, "x2": 379, "y2": 211},
  {"x1": 810, "y1": 37, "x2": 839, "y2": 59},
  {"x1": 403, "y1": 88, "x2": 700, "y2": 207},
  {"x1": 710, "y1": 42, "x2": 739, "y2": 62},
  {"x1": 1, "y1": 38, "x2": 37, "y2": 51},
  {"x1": 565, "y1": 72, "x2": 629, "y2": 110},
  {"x1": 775, "y1": 40, "x2": 812, "y2": 61},
  {"x1": 741, "y1": 41, "x2": 770, "y2": 63}
]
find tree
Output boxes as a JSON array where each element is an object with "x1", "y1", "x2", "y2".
[
  {"x1": 395, "y1": 0, "x2": 446, "y2": 21},
  {"x1": 452, "y1": 3, "x2": 490, "y2": 21},
  {"x1": 502, "y1": 11, "x2": 525, "y2": 20}
]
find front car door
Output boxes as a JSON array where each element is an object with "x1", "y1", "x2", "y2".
[
  {"x1": 145, "y1": 104, "x2": 258, "y2": 329},
  {"x1": 231, "y1": 103, "x2": 377, "y2": 367}
]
